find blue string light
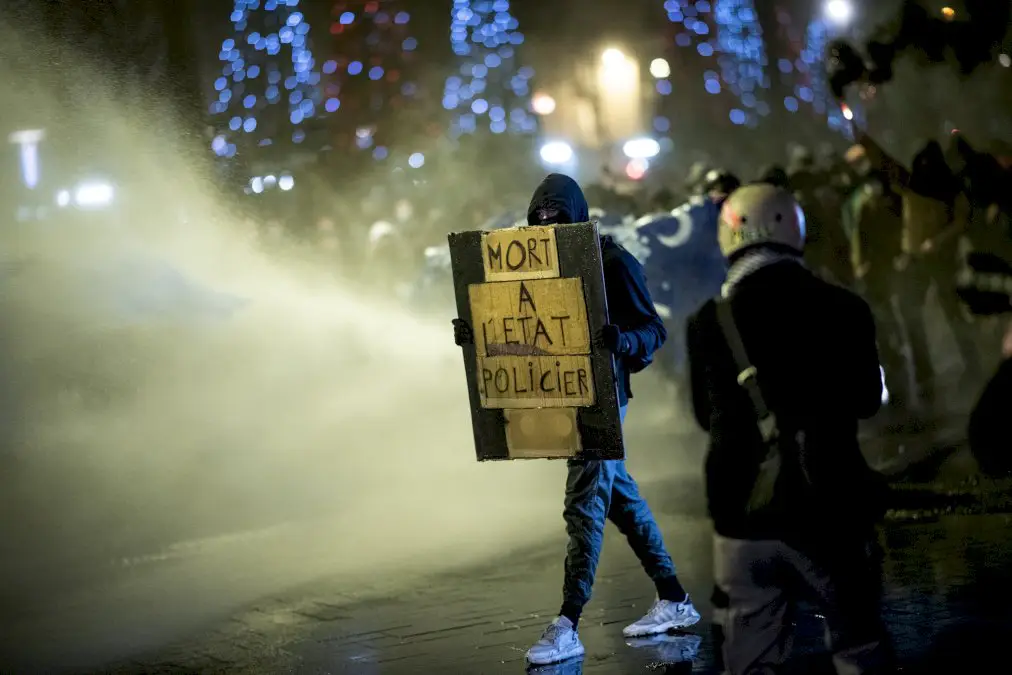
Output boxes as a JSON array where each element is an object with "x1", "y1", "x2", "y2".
[
  {"x1": 800, "y1": 18, "x2": 849, "y2": 134},
  {"x1": 664, "y1": 0, "x2": 767, "y2": 126},
  {"x1": 211, "y1": 0, "x2": 321, "y2": 158},
  {"x1": 445, "y1": 0, "x2": 536, "y2": 137}
]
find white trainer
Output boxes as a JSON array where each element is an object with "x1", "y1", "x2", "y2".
[
  {"x1": 525, "y1": 616, "x2": 586, "y2": 666},
  {"x1": 622, "y1": 597, "x2": 701, "y2": 637}
]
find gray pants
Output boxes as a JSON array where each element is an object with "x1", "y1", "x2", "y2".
[{"x1": 714, "y1": 534, "x2": 892, "y2": 675}]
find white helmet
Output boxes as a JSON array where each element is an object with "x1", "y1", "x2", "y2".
[{"x1": 717, "y1": 183, "x2": 806, "y2": 259}]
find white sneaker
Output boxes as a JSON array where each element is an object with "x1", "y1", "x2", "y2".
[
  {"x1": 622, "y1": 597, "x2": 701, "y2": 637},
  {"x1": 626, "y1": 632, "x2": 703, "y2": 663},
  {"x1": 525, "y1": 616, "x2": 586, "y2": 665}
]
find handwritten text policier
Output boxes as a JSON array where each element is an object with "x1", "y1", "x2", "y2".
[{"x1": 452, "y1": 173, "x2": 700, "y2": 666}]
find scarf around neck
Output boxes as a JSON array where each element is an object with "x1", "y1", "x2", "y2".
[{"x1": 722, "y1": 247, "x2": 803, "y2": 298}]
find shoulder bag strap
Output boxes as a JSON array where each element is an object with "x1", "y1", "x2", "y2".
[{"x1": 715, "y1": 299, "x2": 778, "y2": 443}]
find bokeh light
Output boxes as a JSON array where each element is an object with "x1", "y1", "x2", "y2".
[
  {"x1": 446, "y1": 0, "x2": 534, "y2": 136},
  {"x1": 212, "y1": 0, "x2": 321, "y2": 159},
  {"x1": 531, "y1": 92, "x2": 556, "y2": 115},
  {"x1": 649, "y1": 58, "x2": 671, "y2": 78}
]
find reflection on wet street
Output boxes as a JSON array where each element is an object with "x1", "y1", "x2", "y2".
[{"x1": 5, "y1": 483, "x2": 1007, "y2": 674}]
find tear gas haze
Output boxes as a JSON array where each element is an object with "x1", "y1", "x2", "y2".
[{"x1": 0, "y1": 20, "x2": 700, "y2": 672}]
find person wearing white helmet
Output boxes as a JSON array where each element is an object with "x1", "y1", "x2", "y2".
[{"x1": 686, "y1": 184, "x2": 894, "y2": 674}]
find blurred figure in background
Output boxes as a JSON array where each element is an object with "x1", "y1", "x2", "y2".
[
  {"x1": 790, "y1": 145, "x2": 853, "y2": 287},
  {"x1": 967, "y1": 320, "x2": 1012, "y2": 477},
  {"x1": 843, "y1": 144, "x2": 910, "y2": 408},
  {"x1": 366, "y1": 221, "x2": 414, "y2": 297},
  {"x1": 757, "y1": 165, "x2": 790, "y2": 189},
  {"x1": 859, "y1": 134, "x2": 983, "y2": 404}
]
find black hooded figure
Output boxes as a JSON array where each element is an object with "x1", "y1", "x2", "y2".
[{"x1": 453, "y1": 174, "x2": 699, "y2": 666}]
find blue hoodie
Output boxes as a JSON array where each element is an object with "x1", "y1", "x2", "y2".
[{"x1": 526, "y1": 174, "x2": 666, "y2": 406}]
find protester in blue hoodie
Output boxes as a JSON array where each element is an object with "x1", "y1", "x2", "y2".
[{"x1": 453, "y1": 174, "x2": 699, "y2": 666}]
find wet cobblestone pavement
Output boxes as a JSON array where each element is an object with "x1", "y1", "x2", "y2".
[{"x1": 99, "y1": 509, "x2": 1012, "y2": 675}]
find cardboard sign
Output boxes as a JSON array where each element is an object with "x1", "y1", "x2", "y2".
[
  {"x1": 448, "y1": 222, "x2": 624, "y2": 461},
  {"x1": 481, "y1": 226, "x2": 560, "y2": 281}
]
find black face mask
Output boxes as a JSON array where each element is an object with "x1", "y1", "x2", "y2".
[{"x1": 533, "y1": 202, "x2": 571, "y2": 225}]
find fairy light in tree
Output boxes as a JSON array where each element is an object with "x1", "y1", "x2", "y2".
[
  {"x1": 210, "y1": 0, "x2": 321, "y2": 160},
  {"x1": 713, "y1": 0, "x2": 766, "y2": 127},
  {"x1": 799, "y1": 17, "x2": 850, "y2": 135},
  {"x1": 662, "y1": 0, "x2": 769, "y2": 126},
  {"x1": 323, "y1": 1, "x2": 424, "y2": 162},
  {"x1": 445, "y1": 0, "x2": 536, "y2": 137}
]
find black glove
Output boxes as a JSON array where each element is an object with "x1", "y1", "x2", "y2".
[
  {"x1": 452, "y1": 318, "x2": 473, "y2": 346},
  {"x1": 595, "y1": 324, "x2": 628, "y2": 355}
]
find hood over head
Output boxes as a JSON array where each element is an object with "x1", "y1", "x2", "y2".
[{"x1": 527, "y1": 173, "x2": 590, "y2": 225}]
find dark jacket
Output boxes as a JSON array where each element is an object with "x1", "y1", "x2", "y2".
[
  {"x1": 968, "y1": 357, "x2": 1012, "y2": 476},
  {"x1": 527, "y1": 174, "x2": 666, "y2": 406},
  {"x1": 686, "y1": 261, "x2": 883, "y2": 546},
  {"x1": 601, "y1": 235, "x2": 667, "y2": 406}
]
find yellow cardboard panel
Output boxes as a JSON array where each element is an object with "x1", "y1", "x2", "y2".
[
  {"x1": 504, "y1": 408, "x2": 582, "y2": 459},
  {"x1": 476, "y1": 355, "x2": 596, "y2": 409},
  {"x1": 468, "y1": 278, "x2": 590, "y2": 358},
  {"x1": 481, "y1": 226, "x2": 560, "y2": 281}
]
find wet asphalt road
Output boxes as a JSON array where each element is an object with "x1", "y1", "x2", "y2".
[
  {"x1": 0, "y1": 388, "x2": 1001, "y2": 675},
  {"x1": 3, "y1": 456, "x2": 1011, "y2": 674}
]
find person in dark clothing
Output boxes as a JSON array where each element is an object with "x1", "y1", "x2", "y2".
[
  {"x1": 757, "y1": 164, "x2": 791, "y2": 189},
  {"x1": 453, "y1": 174, "x2": 699, "y2": 666},
  {"x1": 686, "y1": 184, "x2": 894, "y2": 674},
  {"x1": 968, "y1": 322, "x2": 1012, "y2": 476},
  {"x1": 843, "y1": 144, "x2": 910, "y2": 407},
  {"x1": 790, "y1": 152, "x2": 854, "y2": 288},
  {"x1": 859, "y1": 134, "x2": 983, "y2": 403}
]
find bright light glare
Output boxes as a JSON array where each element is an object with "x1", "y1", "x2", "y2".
[
  {"x1": 1000, "y1": 53, "x2": 1010, "y2": 68},
  {"x1": 649, "y1": 58, "x2": 670, "y2": 79},
  {"x1": 599, "y1": 48, "x2": 638, "y2": 95},
  {"x1": 56, "y1": 190, "x2": 70, "y2": 207},
  {"x1": 532, "y1": 92, "x2": 556, "y2": 115},
  {"x1": 9, "y1": 129, "x2": 44, "y2": 189},
  {"x1": 626, "y1": 158, "x2": 648, "y2": 180},
  {"x1": 941, "y1": 7, "x2": 955, "y2": 21},
  {"x1": 74, "y1": 181, "x2": 114, "y2": 207},
  {"x1": 841, "y1": 103, "x2": 854, "y2": 120},
  {"x1": 623, "y1": 137, "x2": 661, "y2": 159},
  {"x1": 602, "y1": 48, "x2": 626, "y2": 67},
  {"x1": 825, "y1": 0, "x2": 853, "y2": 24},
  {"x1": 408, "y1": 152, "x2": 425, "y2": 168},
  {"x1": 279, "y1": 174, "x2": 295, "y2": 190},
  {"x1": 539, "y1": 141, "x2": 574, "y2": 165},
  {"x1": 8, "y1": 129, "x2": 44, "y2": 144}
]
